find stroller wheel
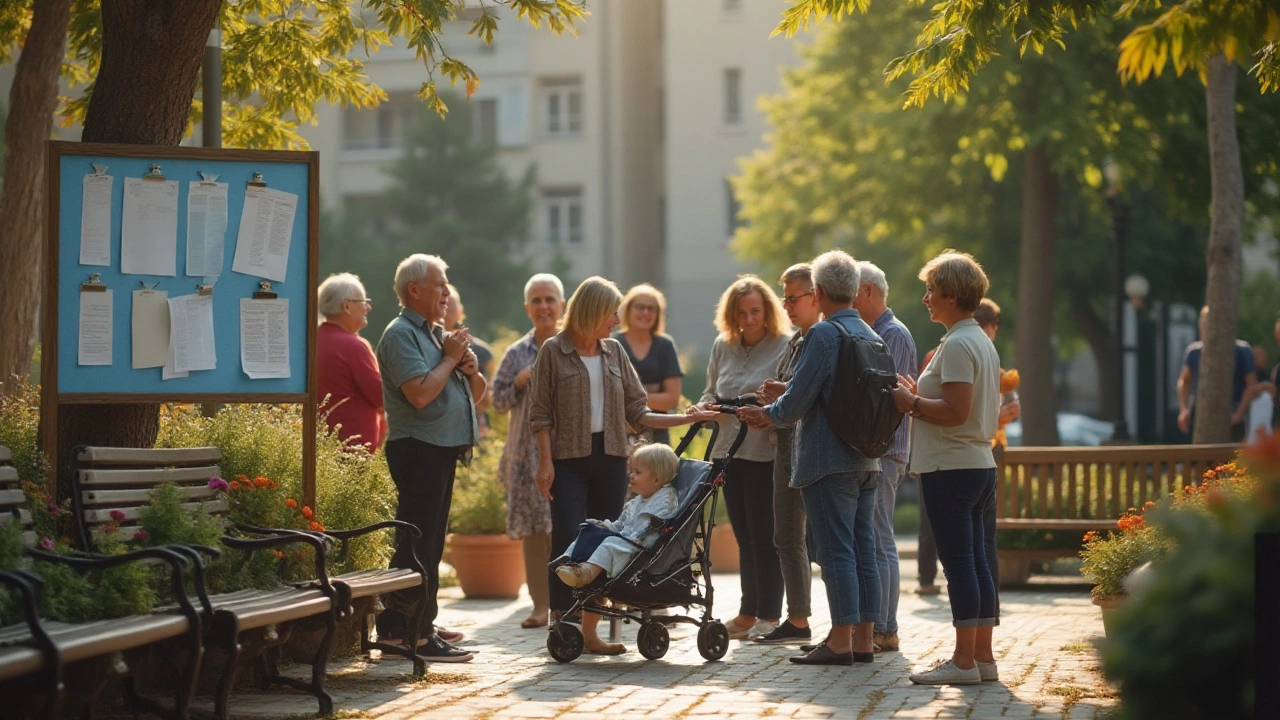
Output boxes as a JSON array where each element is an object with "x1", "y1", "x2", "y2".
[
  {"x1": 697, "y1": 621, "x2": 730, "y2": 661},
  {"x1": 547, "y1": 622, "x2": 584, "y2": 663},
  {"x1": 637, "y1": 620, "x2": 670, "y2": 660}
]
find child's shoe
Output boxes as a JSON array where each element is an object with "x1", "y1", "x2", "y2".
[{"x1": 555, "y1": 564, "x2": 596, "y2": 588}]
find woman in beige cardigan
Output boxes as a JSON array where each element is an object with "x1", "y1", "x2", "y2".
[{"x1": 529, "y1": 276, "x2": 715, "y2": 655}]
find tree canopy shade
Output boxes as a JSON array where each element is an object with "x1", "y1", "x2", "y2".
[
  {"x1": 0, "y1": 0, "x2": 585, "y2": 386},
  {"x1": 775, "y1": 0, "x2": 1280, "y2": 443}
]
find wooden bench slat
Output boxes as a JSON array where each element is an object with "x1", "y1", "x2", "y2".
[
  {"x1": 83, "y1": 500, "x2": 229, "y2": 525},
  {"x1": 78, "y1": 466, "x2": 222, "y2": 487},
  {"x1": 81, "y1": 485, "x2": 218, "y2": 506},
  {"x1": 335, "y1": 569, "x2": 423, "y2": 599},
  {"x1": 0, "y1": 489, "x2": 24, "y2": 506},
  {"x1": 0, "y1": 467, "x2": 18, "y2": 482},
  {"x1": 76, "y1": 446, "x2": 221, "y2": 467},
  {"x1": 0, "y1": 446, "x2": 12, "y2": 463},
  {"x1": 996, "y1": 518, "x2": 1116, "y2": 531},
  {"x1": 0, "y1": 613, "x2": 190, "y2": 671}
]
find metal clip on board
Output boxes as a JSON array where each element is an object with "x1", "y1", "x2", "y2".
[
  {"x1": 196, "y1": 283, "x2": 216, "y2": 297},
  {"x1": 198, "y1": 171, "x2": 220, "y2": 186},
  {"x1": 80, "y1": 273, "x2": 107, "y2": 292},
  {"x1": 143, "y1": 164, "x2": 166, "y2": 181},
  {"x1": 252, "y1": 281, "x2": 277, "y2": 300},
  {"x1": 247, "y1": 172, "x2": 267, "y2": 188}
]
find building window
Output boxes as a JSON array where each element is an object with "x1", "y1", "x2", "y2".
[
  {"x1": 541, "y1": 77, "x2": 583, "y2": 137},
  {"x1": 473, "y1": 98, "x2": 498, "y2": 146},
  {"x1": 544, "y1": 189, "x2": 584, "y2": 244},
  {"x1": 725, "y1": 179, "x2": 743, "y2": 239},
  {"x1": 343, "y1": 92, "x2": 418, "y2": 151},
  {"x1": 723, "y1": 0, "x2": 743, "y2": 13},
  {"x1": 723, "y1": 69, "x2": 742, "y2": 126}
]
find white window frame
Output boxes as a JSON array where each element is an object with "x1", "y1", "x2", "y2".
[
  {"x1": 544, "y1": 189, "x2": 584, "y2": 245},
  {"x1": 540, "y1": 78, "x2": 583, "y2": 137}
]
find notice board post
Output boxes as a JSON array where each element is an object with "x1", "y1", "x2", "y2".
[{"x1": 40, "y1": 141, "x2": 319, "y2": 505}]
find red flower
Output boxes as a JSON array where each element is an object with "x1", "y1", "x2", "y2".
[
  {"x1": 230, "y1": 480, "x2": 241, "y2": 491},
  {"x1": 309, "y1": 521, "x2": 325, "y2": 532},
  {"x1": 301, "y1": 506, "x2": 314, "y2": 519},
  {"x1": 254, "y1": 476, "x2": 271, "y2": 488},
  {"x1": 285, "y1": 498, "x2": 298, "y2": 509}
]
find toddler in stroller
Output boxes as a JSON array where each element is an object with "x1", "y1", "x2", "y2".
[
  {"x1": 546, "y1": 397, "x2": 756, "y2": 664},
  {"x1": 554, "y1": 443, "x2": 682, "y2": 589}
]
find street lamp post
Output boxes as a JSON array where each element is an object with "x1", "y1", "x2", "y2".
[{"x1": 1106, "y1": 164, "x2": 1131, "y2": 442}]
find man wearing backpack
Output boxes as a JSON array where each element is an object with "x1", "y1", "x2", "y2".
[
  {"x1": 853, "y1": 262, "x2": 918, "y2": 656},
  {"x1": 735, "y1": 250, "x2": 884, "y2": 666}
]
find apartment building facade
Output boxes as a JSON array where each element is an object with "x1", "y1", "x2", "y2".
[{"x1": 298, "y1": 0, "x2": 805, "y2": 353}]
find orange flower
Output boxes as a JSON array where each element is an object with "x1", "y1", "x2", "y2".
[
  {"x1": 230, "y1": 480, "x2": 240, "y2": 491},
  {"x1": 285, "y1": 498, "x2": 298, "y2": 509},
  {"x1": 254, "y1": 476, "x2": 271, "y2": 488},
  {"x1": 1083, "y1": 531, "x2": 1097, "y2": 544},
  {"x1": 309, "y1": 521, "x2": 325, "y2": 532},
  {"x1": 301, "y1": 506, "x2": 314, "y2": 519},
  {"x1": 274, "y1": 550, "x2": 285, "y2": 560},
  {"x1": 1143, "y1": 501, "x2": 1156, "y2": 511}
]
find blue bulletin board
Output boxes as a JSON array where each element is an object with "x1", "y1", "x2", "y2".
[{"x1": 44, "y1": 142, "x2": 318, "y2": 398}]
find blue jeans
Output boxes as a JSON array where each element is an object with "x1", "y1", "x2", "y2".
[
  {"x1": 920, "y1": 467, "x2": 999, "y2": 628},
  {"x1": 548, "y1": 433, "x2": 628, "y2": 612},
  {"x1": 801, "y1": 471, "x2": 881, "y2": 626},
  {"x1": 872, "y1": 457, "x2": 906, "y2": 634}
]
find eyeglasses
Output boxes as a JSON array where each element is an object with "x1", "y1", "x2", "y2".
[
  {"x1": 632, "y1": 304, "x2": 659, "y2": 313},
  {"x1": 347, "y1": 298, "x2": 372, "y2": 308},
  {"x1": 782, "y1": 291, "x2": 814, "y2": 306}
]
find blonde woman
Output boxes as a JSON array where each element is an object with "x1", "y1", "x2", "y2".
[
  {"x1": 692, "y1": 275, "x2": 792, "y2": 640},
  {"x1": 614, "y1": 284, "x2": 684, "y2": 445},
  {"x1": 529, "y1": 276, "x2": 716, "y2": 655},
  {"x1": 891, "y1": 250, "x2": 1001, "y2": 686}
]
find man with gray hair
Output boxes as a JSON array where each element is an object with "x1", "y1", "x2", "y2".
[
  {"x1": 376, "y1": 253, "x2": 486, "y2": 662},
  {"x1": 736, "y1": 249, "x2": 883, "y2": 666},
  {"x1": 852, "y1": 261, "x2": 918, "y2": 654}
]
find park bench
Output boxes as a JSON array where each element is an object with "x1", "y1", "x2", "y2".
[
  {"x1": 70, "y1": 445, "x2": 430, "y2": 719},
  {"x1": 994, "y1": 442, "x2": 1239, "y2": 584},
  {"x1": 0, "y1": 446, "x2": 204, "y2": 720}
]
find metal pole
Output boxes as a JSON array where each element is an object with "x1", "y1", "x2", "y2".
[
  {"x1": 1109, "y1": 196, "x2": 1131, "y2": 441},
  {"x1": 202, "y1": 28, "x2": 222, "y2": 149}
]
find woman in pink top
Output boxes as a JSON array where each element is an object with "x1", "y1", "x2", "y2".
[{"x1": 317, "y1": 273, "x2": 387, "y2": 450}]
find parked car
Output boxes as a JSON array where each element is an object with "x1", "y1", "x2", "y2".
[{"x1": 1002, "y1": 412, "x2": 1115, "y2": 447}]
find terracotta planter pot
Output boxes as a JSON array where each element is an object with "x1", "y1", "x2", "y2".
[
  {"x1": 707, "y1": 523, "x2": 740, "y2": 574},
  {"x1": 1092, "y1": 594, "x2": 1127, "y2": 638},
  {"x1": 448, "y1": 533, "x2": 526, "y2": 599}
]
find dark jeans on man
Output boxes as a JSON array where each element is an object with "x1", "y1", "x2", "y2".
[
  {"x1": 918, "y1": 489, "x2": 938, "y2": 586},
  {"x1": 549, "y1": 433, "x2": 629, "y2": 612},
  {"x1": 920, "y1": 467, "x2": 999, "y2": 627},
  {"x1": 378, "y1": 437, "x2": 463, "y2": 638},
  {"x1": 718, "y1": 458, "x2": 784, "y2": 619}
]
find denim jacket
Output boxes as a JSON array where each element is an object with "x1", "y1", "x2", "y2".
[{"x1": 767, "y1": 308, "x2": 881, "y2": 487}]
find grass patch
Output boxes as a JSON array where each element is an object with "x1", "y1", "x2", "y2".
[
  {"x1": 856, "y1": 689, "x2": 886, "y2": 720},
  {"x1": 1059, "y1": 640, "x2": 1092, "y2": 653}
]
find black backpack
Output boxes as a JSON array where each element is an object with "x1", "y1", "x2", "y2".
[{"x1": 818, "y1": 320, "x2": 904, "y2": 458}]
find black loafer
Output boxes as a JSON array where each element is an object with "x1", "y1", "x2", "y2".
[
  {"x1": 799, "y1": 641, "x2": 825, "y2": 653},
  {"x1": 754, "y1": 620, "x2": 813, "y2": 644},
  {"x1": 790, "y1": 644, "x2": 853, "y2": 666}
]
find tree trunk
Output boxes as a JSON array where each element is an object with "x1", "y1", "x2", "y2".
[
  {"x1": 1070, "y1": 295, "x2": 1119, "y2": 421},
  {"x1": 0, "y1": 0, "x2": 71, "y2": 390},
  {"x1": 1014, "y1": 145, "x2": 1061, "y2": 446},
  {"x1": 54, "y1": 0, "x2": 221, "y2": 495},
  {"x1": 1192, "y1": 54, "x2": 1245, "y2": 444}
]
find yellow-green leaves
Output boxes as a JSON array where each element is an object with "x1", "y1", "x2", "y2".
[{"x1": 773, "y1": 0, "x2": 872, "y2": 39}]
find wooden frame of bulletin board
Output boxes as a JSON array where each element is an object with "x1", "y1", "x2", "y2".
[{"x1": 40, "y1": 141, "x2": 320, "y2": 503}]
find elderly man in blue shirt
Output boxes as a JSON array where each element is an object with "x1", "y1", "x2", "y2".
[
  {"x1": 376, "y1": 253, "x2": 486, "y2": 663},
  {"x1": 852, "y1": 261, "x2": 917, "y2": 655},
  {"x1": 736, "y1": 249, "x2": 882, "y2": 667}
]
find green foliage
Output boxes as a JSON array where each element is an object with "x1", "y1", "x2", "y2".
[
  {"x1": 0, "y1": 380, "x2": 51, "y2": 485},
  {"x1": 1100, "y1": 453, "x2": 1275, "y2": 720},
  {"x1": 0, "y1": 515, "x2": 20, "y2": 570},
  {"x1": 138, "y1": 482, "x2": 223, "y2": 549},
  {"x1": 448, "y1": 435, "x2": 507, "y2": 536},
  {"x1": 1238, "y1": 269, "x2": 1280, "y2": 361}
]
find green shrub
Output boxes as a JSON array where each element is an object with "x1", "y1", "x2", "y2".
[
  {"x1": 894, "y1": 501, "x2": 919, "y2": 535},
  {"x1": 448, "y1": 436, "x2": 507, "y2": 535},
  {"x1": 0, "y1": 380, "x2": 50, "y2": 484}
]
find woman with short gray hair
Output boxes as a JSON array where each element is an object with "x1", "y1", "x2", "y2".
[{"x1": 317, "y1": 272, "x2": 386, "y2": 449}]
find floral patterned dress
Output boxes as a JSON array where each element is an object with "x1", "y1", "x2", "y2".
[{"x1": 492, "y1": 332, "x2": 554, "y2": 540}]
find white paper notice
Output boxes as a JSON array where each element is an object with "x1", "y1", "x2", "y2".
[
  {"x1": 186, "y1": 182, "x2": 228, "y2": 277},
  {"x1": 121, "y1": 178, "x2": 179, "y2": 276},
  {"x1": 232, "y1": 187, "x2": 297, "y2": 282},
  {"x1": 162, "y1": 338, "x2": 187, "y2": 380},
  {"x1": 131, "y1": 290, "x2": 170, "y2": 369},
  {"x1": 240, "y1": 298, "x2": 291, "y2": 379},
  {"x1": 78, "y1": 290, "x2": 113, "y2": 366},
  {"x1": 79, "y1": 174, "x2": 114, "y2": 266},
  {"x1": 168, "y1": 293, "x2": 216, "y2": 373}
]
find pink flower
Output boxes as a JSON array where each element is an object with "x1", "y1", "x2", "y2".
[
  {"x1": 133, "y1": 529, "x2": 149, "y2": 543},
  {"x1": 39, "y1": 537, "x2": 55, "y2": 551},
  {"x1": 208, "y1": 476, "x2": 230, "y2": 492},
  {"x1": 46, "y1": 501, "x2": 59, "y2": 518},
  {"x1": 109, "y1": 509, "x2": 126, "y2": 522}
]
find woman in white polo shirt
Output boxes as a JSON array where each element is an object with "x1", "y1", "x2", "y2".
[{"x1": 891, "y1": 250, "x2": 1001, "y2": 687}]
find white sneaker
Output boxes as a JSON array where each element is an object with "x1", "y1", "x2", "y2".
[
  {"x1": 747, "y1": 620, "x2": 779, "y2": 640},
  {"x1": 976, "y1": 660, "x2": 998, "y2": 682},
  {"x1": 909, "y1": 659, "x2": 982, "y2": 686}
]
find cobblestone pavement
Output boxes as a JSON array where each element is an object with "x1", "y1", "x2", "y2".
[{"x1": 228, "y1": 575, "x2": 1117, "y2": 720}]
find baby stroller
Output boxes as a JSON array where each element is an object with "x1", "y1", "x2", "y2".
[{"x1": 546, "y1": 397, "x2": 756, "y2": 663}]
